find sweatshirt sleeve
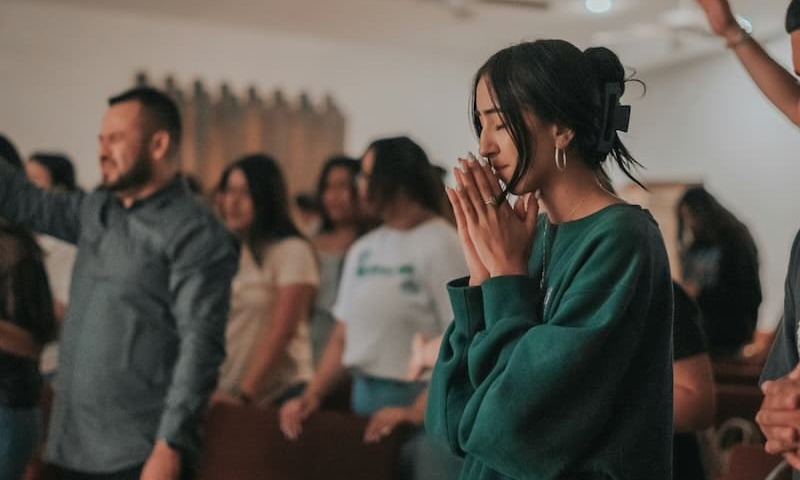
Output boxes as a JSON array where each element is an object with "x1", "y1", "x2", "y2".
[
  {"x1": 0, "y1": 158, "x2": 83, "y2": 243},
  {"x1": 425, "y1": 276, "x2": 487, "y2": 456},
  {"x1": 761, "y1": 230, "x2": 800, "y2": 382},
  {"x1": 427, "y1": 227, "x2": 659, "y2": 479}
]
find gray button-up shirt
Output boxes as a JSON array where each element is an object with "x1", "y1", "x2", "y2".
[{"x1": 0, "y1": 160, "x2": 238, "y2": 473}]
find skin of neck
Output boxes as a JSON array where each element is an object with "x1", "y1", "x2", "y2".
[
  {"x1": 380, "y1": 192, "x2": 433, "y2": 230},
  {"x1": 537, "y1": 159, "x2": 617, "y2": 224}
]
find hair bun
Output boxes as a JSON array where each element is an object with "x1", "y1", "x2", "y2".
[{"x1": 583, "y1": 47, "x2": 625, "y2": 93}]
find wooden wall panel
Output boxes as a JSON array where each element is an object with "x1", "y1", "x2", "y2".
[{"x1": 137, "y1": 72, "x2": 347, "y2": 198}]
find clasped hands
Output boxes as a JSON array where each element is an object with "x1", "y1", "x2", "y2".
[
  {"x1": 445, "y1": 153, "x2": 538, "y2": 286},
  {"x1": 757, "y1": 363, "x2": 800, "y2": 468}
]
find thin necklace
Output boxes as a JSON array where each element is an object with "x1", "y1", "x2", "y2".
[{"x1": 540, "y1": 220, "x2": 552, "y2": 290}]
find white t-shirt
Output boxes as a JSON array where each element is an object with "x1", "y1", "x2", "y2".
[
  {"x1": 217, "y1": 237, "x2": 319, "y2": 404},
  {"x1": 333, "y1": 218, "x2": 467, "y2": 381},
  {"x1": 37, "y1": 234, "x2": 76, "y2": 375}
]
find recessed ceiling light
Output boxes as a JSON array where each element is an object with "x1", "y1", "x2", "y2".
[{"x1": 585, "y1": 0, "x2": 612, "y2": 14}]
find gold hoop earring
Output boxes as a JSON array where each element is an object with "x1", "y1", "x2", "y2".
[{"x1": 555, "y1": 147, "x2": 567, "y2": 172}]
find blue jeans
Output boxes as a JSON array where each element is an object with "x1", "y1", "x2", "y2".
[
  {"x1": 351, "y1": 374, "x2": 462, "y2": 480},
  {"x1": 0, "y1": 405, "x2": 41, "y2": 480}
]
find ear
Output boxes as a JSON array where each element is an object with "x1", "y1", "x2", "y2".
[
  {"x1": 551, "y1": 124, "x2": 575, "y2": 150},
  {"x1": 148, "y1": 130, "x2": 172, "y2": 163}
]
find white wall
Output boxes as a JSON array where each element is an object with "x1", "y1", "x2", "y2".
[
  {"x1": 622, "y1": 40, "x2": 800, "y2": 330},
  {"x1": 2, "y1": 1, "x2": 798, "y2": 330},
  {"x1": 0, "y1": 1, "x2": 478, "y2": 188}
]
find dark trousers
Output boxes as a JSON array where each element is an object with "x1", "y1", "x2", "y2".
[
  {"x1": 61, "y1": 465, "x2": 143, "y2": 480},
  {"x1": 61, "y1": 464, "x2": 194, "y2": 480}
]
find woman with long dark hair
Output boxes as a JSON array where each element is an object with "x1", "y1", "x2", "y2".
[
  {"x1": 0, "y1": 134, "x2": 57, "y2": 480},
  {"x1": 308, "y1": 156, "x2": 365, "y2": 365},
  {"x1": 425, "y1": 40, "x2": 674, "y2": 479},
  {"x1": 213, "y1": 154, "x2": 319, "y2": 406},
  {"x1": 677, "y1": 185, "x2": 762, "y2": 357},
  {"x1": 280, "y1": 137, "x2": 467, "y2": 480}
]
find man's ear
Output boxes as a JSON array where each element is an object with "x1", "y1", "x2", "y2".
[{"x1": 149, "y1": 130, "x2": 171, "y2": 163}]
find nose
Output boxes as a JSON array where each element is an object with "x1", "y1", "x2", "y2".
[
  {"x1": 478, "y1": 129, "x2": 498, "y2": 160},
  {"x1": 98, "y1": 138, "x2": 110, "y2": 161}
]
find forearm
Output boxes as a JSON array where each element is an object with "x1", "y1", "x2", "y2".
[
  {"x1": 728, "y1": 29, "x2": 800, "y2": 126},
  {"x1": 238, "y1": 324, "x2": 298, "y2": 397},
  {"x1": 304, "y1": 322, "x2": 346, "y2": 401},
  {"x1": 674, "y1": 386, "x2": 716, "y2": 432},
  {"x1": 0, "y1": 319, "x2": 41, "y2": 359},
  {"x1": 0, "y1": 161, "x2": 82, "y2": 242},
  {"x1": 674, "y1": 354, "x2": 716, "y2": 432},
  {"x1": 406, "y1": 389, "x2": 428, "y2": 425}
]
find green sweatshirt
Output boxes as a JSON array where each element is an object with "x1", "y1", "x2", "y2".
[{"x1": 426, "y1": 204, "x2": 673, "y2": 480}]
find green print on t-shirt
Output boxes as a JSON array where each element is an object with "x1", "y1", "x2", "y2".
[{"x1": 356, "y1": 251, "x2": 419, "y2": 293}]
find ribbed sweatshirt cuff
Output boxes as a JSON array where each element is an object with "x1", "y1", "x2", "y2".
[
  {"x1": 447, "y1": 276, "x2": 485, "y2": 335},
  {"x1": 481, "y1": 275, "x2": 541, "y2": 328}
]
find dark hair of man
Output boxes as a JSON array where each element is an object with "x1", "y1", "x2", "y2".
[
  {"x1": 108, "y1": 87, "x2": 182, "y2": 155},
  {"x1": 315, "y1": 155, "x2": 360, "y2": 233},
  {"x1": 364, "y1": 136, "x2": 444, "y2": 217},
  {"x1": 677, "y1": 185, "x2": 758, "y2": 256},
  {"x1": 470, "y1": 39, "x2": 644, "y2": 196},
  {"x1": 0, "y1": 134, "x2": 24, "y2": 170},
  {"x1": 29, "y1": 152, "x2": 78, "y2": 191},
  {"x1": 218, "y1": 154, "x2": 303, "y2": 264}
]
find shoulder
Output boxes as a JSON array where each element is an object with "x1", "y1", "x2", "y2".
[
  {"x1": 350, "y1": 226, "x2": 387, "y2": 251},
  {"x1": 415, "y1": 218, "x2": 459, "y2": 247},
  {"x1": 166, "y1": 200, "x2": 237, "y2": 263},
  {"x1": 581, "y1": 203, "x2": 662, "y2": 248},
  {"x1": 270, "y1": 236, "x2": 315, "y2": 259},
  {"x1": 561, "y1": 204, "x2": 668, "y2": 282}
]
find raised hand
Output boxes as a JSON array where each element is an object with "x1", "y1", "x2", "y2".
[{"x1": 696, "y1": 0, "x2": 740, "y2": 38}]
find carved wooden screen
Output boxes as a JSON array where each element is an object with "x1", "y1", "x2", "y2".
[{"x1": 135, "y1": 73, "x2": 346, "y2": 197}]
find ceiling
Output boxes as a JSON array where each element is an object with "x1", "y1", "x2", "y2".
[{"x1": 19, "y1": 0, "x2": 790, "y2": 71}]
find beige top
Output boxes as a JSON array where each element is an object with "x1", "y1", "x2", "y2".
[{"x1": 217, "y1": 237, "x2": 319, "y2": 404}]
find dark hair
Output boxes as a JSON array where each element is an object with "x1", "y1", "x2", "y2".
[
  {"x1": 29, "y1": 152, "x2": 78, "y2": 191},
  {"x1": 181, "y1": 174, "x2": 202, "y2": 195},
  {"x1": 677, "y1": 186, "x2": 757, "y2": 252},
  {"x1": 0, "y1": 134, "x2": 23, "y2": 170},
  {"x1": 0, "y1": 136, "x2": 56, "y2": 342},
  {"x1": 108, "y1": 87, "x2": 182, "y2": 154},
  {"x1": 315, "y1": 155, "x2": 360, "y2": 233},
  {"x1": 364, "y1": 136, "x2": 445, "y2": 216},
  {"x1": 471, "y1": 39, "x2": 644, "y2": 195},
  {"x1": 218, "y1": 154, "x2": 302, "y2": 264},
  {"x1": 0, "y1": 220, "x2": 57, "y2": 343},
  {"x1": 295, "y1": 193, "x2": 321, "y2": 213}
]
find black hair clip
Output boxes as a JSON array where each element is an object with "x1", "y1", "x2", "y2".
[
  {"x1": 787, "y1": 0, "x2": 800, "y2": 34},
  {"x1": 596, "y1": 82, "x2": 631, "y2": 156}
]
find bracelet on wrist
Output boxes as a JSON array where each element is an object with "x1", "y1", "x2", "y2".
[{"x1": 726, "y1": 28, "x2": 751, "y2": 49}]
